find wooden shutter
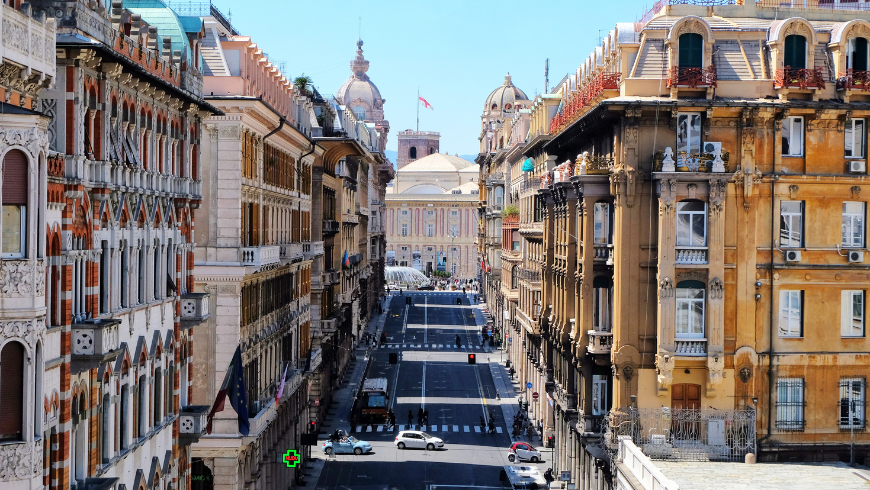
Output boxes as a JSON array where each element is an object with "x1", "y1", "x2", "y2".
[
  {"x1": 252, "y1": 203, "x2": 260, "y2": 246},
  {"x1": 2, "y1": 149, "x2": 28, "y2": 205},
  {"x1": 0, "y1": 342, "x2": 24, "y2": 440},
  {"x1": 679, "y1": 33, "x2": 703, "y2": 68},
  {"x1": 785, "y1": 35, "x2": 807, "y2": 69}
]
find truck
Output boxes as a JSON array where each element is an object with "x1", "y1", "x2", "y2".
[{"x1": 352, "y1": 378, "x2": 389, "y2": 425}]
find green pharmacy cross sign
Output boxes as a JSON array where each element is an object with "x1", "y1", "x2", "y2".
[{"x1": 282, "y1": 449, "x2": 301, "y2": 468}]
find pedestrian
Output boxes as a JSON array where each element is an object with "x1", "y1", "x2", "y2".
[
  {"x1": 479, "y1": 416, "x2": 486, "y2": 433},
  {"x1": 544, "y1": 468, "x2": 554, "y2": 489},
  {"x1": 455, "y1": 334, "x2": 461, "y2": 348},
  {"x1": 423, "y1": 409, "x2": 429, "y2": 425},
  {"x1": 407, "y1": 410, "x2": 413, "y2": 427},
  {"x1": 418, "y1": 407, "x2": 424, "y2": 426},
  {"x1": 488, "y1": 419, "x2": 495, "y2": 434},
  {"x1": 380, "y1": 331, "x2": 387, "y2": 346},
  {"x1": 388, "y1": 410, "x2": 396, "y2": 429}
]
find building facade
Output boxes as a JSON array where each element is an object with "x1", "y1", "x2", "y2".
[
  {"x1": 485, "y1": 1, "x2": 870, "y2": 488},
  {"x1": 189, "y1": 10, "x2": 316, "y2": 490}
]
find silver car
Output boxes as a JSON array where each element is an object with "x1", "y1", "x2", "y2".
[{"x1": 394, "y1": 430, "x2": 444, "y2": 450}]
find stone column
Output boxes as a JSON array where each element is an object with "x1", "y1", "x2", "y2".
[
  {"x1": 706, "y1": 178, "x2": 727, "y2": 397},
  {"x1": 655, "y1": 178, "x2": 678, "y2": 395}
]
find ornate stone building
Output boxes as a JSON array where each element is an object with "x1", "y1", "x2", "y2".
[
  {"x1": 190, "y1": 10, "x2": 316, "y2": 490},
  {"x1": 494, "y1": 1, "x2": 870, "y2": 488}
]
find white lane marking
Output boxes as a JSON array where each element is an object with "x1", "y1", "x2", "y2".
[
  {"x1": 356, "y1": 425, "x2": 362, "y2": 432},
  {"x1": 474, "y1": 426, "x2": 481, "y2": 433},
  {"x1": 453, "y1": 425, "x2": 459, "y2": 432},
  {"x1": 366, "y1": 426, "x2": 373, "y2": 432},
  {"x1": 424, "y1": 295, "x2": 428, "y2": 344},
  {"x1": 398, "y1": 425, "x2": 406, "y2": 431},
  {"x1": 421, "y1": 361, "x2": 426, "y2": 410},
  {"x1": 424, "y1": 344, "x2": 428, "y2": 348},
  {"x1": 377, "y1": 425, "x2": 383, "y2": 432},
  {"x1": 464, "y1": 426, "x2": 470, "y2": 432},
  {"x1": 442, "y1": 425, "x2": 448, "y2": 432},
  {"x1": 496, "y1": 427, "x2": 503, "y2": 433},
  {"x1": 402, "y1": 344, "x2": 407, "y2": 348}
]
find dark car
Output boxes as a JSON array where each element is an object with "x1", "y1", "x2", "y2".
[{"x1": 418, "y1": 285, "x2": 435, "y2": 290}]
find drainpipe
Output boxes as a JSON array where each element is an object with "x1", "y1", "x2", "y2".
[{"x1": 758, "y1": 162, "x2": 777, "y2": 451}]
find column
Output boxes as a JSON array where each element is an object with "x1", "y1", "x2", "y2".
[{"x1": 655, "y1": 178, "x2": 678, "y2": 395}]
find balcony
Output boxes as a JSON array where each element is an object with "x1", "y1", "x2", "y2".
[
  {"x1": 71, "y1": 318, "x2": 122, "y2": 373},
  {"x1": 321, "y1": 317, "x2": 338, "y2": 332},
  {"x1": 323, "y1": 269, "x2": 340, "y2": 286},
  {"x1": 240, "y1": 245, "x2": 281, "y2": 268},
  {"x1": 517, "y1": 267, "x2": 541, "y2": 284},
  {"x1": 837, "y1": 70, "x2": 870, "y2": 100},
  {"x1": 775, "y1": 67, "x2": 826, "y2": 90},
  {"x1": 675, "y1": 338, "x2": 707, "y2": 356},
  {"x1": 342, "y1": 211, "x2": 360, "y2": 225},
  {"x1": 323, "y1": 219, "x2": 339, "y2": 236},
  {"x1": 593, "y1": 244, "x2": 612, "y2": 262},
  {"x1": 306, "y1": 241, "x2": 324, "y2": 260},
  {"x1": 348, "y1": 253, "x2": 363, "y2": 266},
  {"x1": 178, "y1": 405, "x2": 210, "y2": 446},
  {"x1": 549, "y1": 72, "x2": 620, "y2": 134},
  {"x1": 587, "y1": 330, "x2": 613, "y2": 355},
  {"x1": 0, "y1": 3, "x2": 56, "y2": 83},
  {"x1": 280, "y1": 243, "x2": 304, "y2": 262},
  {"x1": 180, "y1": 293, "x2": 209, "y2": 330},
  {"x1": 675, "y1": 247, "x2": 707, "y2": 264},
  {"x1": 667, "y1": 66, "x2": 717, "y2": 89}
]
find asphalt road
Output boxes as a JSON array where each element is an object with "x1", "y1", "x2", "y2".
[{"x1": 315, "y1": 292, "x2": 526, "y2": 490}]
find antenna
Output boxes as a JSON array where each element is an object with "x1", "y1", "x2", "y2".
[{"x1": 544, "y1": 58, "x2": 549, "y2": 94}]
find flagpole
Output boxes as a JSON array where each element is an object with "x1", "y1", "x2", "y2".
[{"x1": 417, "y1": 86, "x2": 420, "y2": 132}]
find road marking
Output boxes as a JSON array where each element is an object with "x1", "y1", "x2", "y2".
[
  {"x1": 377, "y1": 425, "x2": 383, "y2": 432},
  {"x1": 464, "y1": 426, "x2": 470, "y2": 432},
  {"x1": 424, "y1": 295, "x2": 428, "y2": 344},
  {"x1": 474, "y1": 426, "x2": 481, "y2": 433},
  {"x1": 442, "y1": 425, "x2": 448, "y2": 432},
  {"x1": 428, "y1": 425, "x2": 435, "y2": 431},
  {"x1": 421, "y1": 361, "x2": 426, "y2": 410},
  {"x1": 356, "y1": 425, "x2": 362, "y2": 432},
  {"x1": 402, "y1": 344, "x2": 407, "y2": 348},
  {"x1": 398, "y1": 425, "x2": 406, "y2": 431},
  {"x1": 496, "y1": 427, "x2": 503, "y2": 433},
  {"x1": 424, "y1": 344, "x2": 428, "y2": 348},
  {"x1": 366, "y1": 426, "x2": 372, "y2": 432},
  {"x1": 453, "y1": 425, "x2": 459, "y2": 432},
  {"x1": 402, "y1": 304, "x2": 409, "y2": 335}
]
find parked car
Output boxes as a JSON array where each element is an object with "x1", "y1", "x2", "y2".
[
  {"x1": 322, "y1": 436, "x2": 373, "y2": 455},
  {"x1": 507, "y1": 441, "x2": 542, "y2": 463},
  {"x1": 394, "y1": 430, "x2": 444, "y2": 450},
  {"x1": 503, "y1": 465, "x2": 548, "y2": 489}
]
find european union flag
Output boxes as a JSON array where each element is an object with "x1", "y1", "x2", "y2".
[{"x1": 227, "y1": 347, "x2": 250, "y2": 436}]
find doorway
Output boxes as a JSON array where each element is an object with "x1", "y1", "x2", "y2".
[{"x1": 671, "y1": 383, "x2": 701, "y2": 441}]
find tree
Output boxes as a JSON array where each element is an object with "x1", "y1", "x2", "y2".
[{"x1": 294, "y1": 75, "x2": 313, "y2": 95}]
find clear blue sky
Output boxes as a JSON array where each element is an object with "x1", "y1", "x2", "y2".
[{"x1": 217, "y1": 0, "x2": 646, "y2": 157}]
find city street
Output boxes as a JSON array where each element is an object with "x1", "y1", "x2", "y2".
[{"x1": 314, "y1": 291, "x2": 547, "y2": 490}]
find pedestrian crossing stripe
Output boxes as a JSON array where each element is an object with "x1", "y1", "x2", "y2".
[
  {"x1": 376, "y1": 425, "x2": 383, "y2": 432},
  {"x1": 463, "y1": 426, "x2": 470, "y2": 432},
  {"x1": 453, "y1": 425, "x2": 459, "y2": 432},
  {"x1": 496, "y1": 427, "x2": 503, "y2": 433},
  {"x1": 474, "y1": 426, "x2": 481, "y2": 432},
  {"x1": 442, "y1": 425, "x2": 448, "y2": 431}
]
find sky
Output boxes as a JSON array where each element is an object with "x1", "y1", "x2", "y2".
[{"x1": 215, "y1": 0, "x2": 647, "y2": 157}]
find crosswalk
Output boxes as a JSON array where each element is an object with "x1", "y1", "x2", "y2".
[
  {"x1": 381, "y1": 343, "x2": 491, "y2": 350},
  {"x1": 355, "y1": 424, "x2": 503, "y2": 434}
]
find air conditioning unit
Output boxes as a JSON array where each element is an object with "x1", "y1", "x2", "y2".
[
  {"x1": 785, "y1": 250, "x2": 801, "y2": 262},
  {"x1": 848, "y1": 250, "x2": 864, "y2": 263},
  {"x1": 703, "y1": 142, "x2": 722, "y2": 155},
  {"x1": 849, "y1": 160, "x2": 866, "y2": 173}
]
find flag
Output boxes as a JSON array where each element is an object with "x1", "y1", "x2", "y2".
[
  {"x1": 275, "y1": 364, "x2": 289, "y2": 406},
  {"x1": 419, "y1": 96, "x2": 433, "y2": 110},
  {"x1": 343, "y1": 250, "x2": 350, "y2": 268},
  {"x1": 206, "y1": 346, "x2": 250, "y2": 436}
]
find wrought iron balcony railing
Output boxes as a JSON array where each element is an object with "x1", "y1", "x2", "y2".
[
  {"x1": 837, "y1": 70, "x2": 870, "y2": 91},
  {"x1": 775, "y1": 67, "x2": 826, "y2": 90},
  {"x1": 667, "y1": 66, "x2": 717, "y2": 89}
]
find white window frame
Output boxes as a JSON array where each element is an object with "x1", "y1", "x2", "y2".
[
  {"x1": 593, "y1": 286, "x2": 613, "y2": 333},
  {"x1": 779, "y1": 290, "x2": 803, "y2": 337},
  {"x1": 839, "y1": 378, "x2": 866, "y2": 430},
  {"x1": 782, "y1": 116, "x2": 804, "y2": 157},
  {"x1": 426, "y1": 224, "x2": 434, "y2": 237},
  {"x1": 401, "y1": 224, "x2": 408, "y2": 237},
  {"x1": 841, "y1": 290, "x2": 865, "y2": 338},
  {"x1": 842, "y1": 201, "x2": 865, "y2": 248},
  {"x1": 677, "y1": 113, "x2": 702, "y2": 159},
  {"x1": 591, "y1": 375, "x2": 608, "y2": 416},
  {"x1": 1, "y1": 204, "x2": 26, "y2": 258},
  {"x1": 780, "y1": 200, "x2": 804, "y2": 248},
  {"x1": 593, "y1": 202, "x2": 611, "y2": 245},
  {"x1": 675, "y1": 286, "x2": 705, "y2": 338},
  {"x1": 676, "y1": 201, "x2": 707, "y2": 247},
  {"x1": 776, "y1": 377, "x2": 805, "y2": 431},
  {"x1": 845, "y1": 118, "x2": 866, "y2": 159}
]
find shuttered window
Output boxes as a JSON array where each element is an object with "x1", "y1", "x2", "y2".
[
  {"x1": 784, "y1": 35, "x2": 807, "y2": 70},
  {"x1": 0, "y1": 341, "x2": 25, "y2": 441},
  {"x1": 678, "y1": 33, "x2": 703, "y2": 68},
  {"x1": 2, "y1": 149, "x2": 28, "y2": 257}
]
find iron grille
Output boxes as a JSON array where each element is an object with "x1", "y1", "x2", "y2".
[
  {"x1": 839, "y1": 377, "x2": 867, "y2": 430},
  {"x1": 776, "y1": 377, "x2": 806, "y2": 431}
]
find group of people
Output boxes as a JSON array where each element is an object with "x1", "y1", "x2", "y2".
[
  {"x1": 406, "y1": 407, "x2": 429, "y2": 427},
  {"x1": 512, "y1": 411, "x2": 534, "y2": 438},
  {"x1": 479, "y1": 412, "x2": 497, "y2": 433}
]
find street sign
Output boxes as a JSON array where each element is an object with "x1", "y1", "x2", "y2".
[
  {"x1": 526, "y1": 382, "x2": 533, "y2": 389},
  {"x1": 508, "y1": 337, "x2": 513, "y2": 343},
  {"x1": 532, "y1": 392, "x2": 539, "y2": 400},
  {"x1": 315, "y1": 399, "x2": 320, "y2": 406},
  {"x1": 560, "y1": 471, "x2": 571, "y2": 481}
]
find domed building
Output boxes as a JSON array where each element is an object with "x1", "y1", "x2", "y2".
[
  {"x1": 336, "y1": 39, "x2": 390, "y2": 149},
  {"x1": 480, "y1": 74, "x2": 531, "y2": 153}
]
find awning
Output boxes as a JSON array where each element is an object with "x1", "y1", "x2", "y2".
[
  {"x1": 522, "y1": 158, "x2": 535, "y2": 172},
  {"x1": 585, "y1": 443, "x2": 609, "y2": 461}
]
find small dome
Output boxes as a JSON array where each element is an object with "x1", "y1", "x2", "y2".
[
  {"x1": 483, "y1": 73, "x2": 530, "y2": 113},
  {"x1": 336, "y1": 39, "x2": 384, "y2": 111}
]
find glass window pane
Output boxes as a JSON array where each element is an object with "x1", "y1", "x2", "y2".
[
  {"x1": 846, "y1": 121, "x2": 854, "y2": 156},
  {"x1": 691, "y1": 214, "x2": 706, "y2": 246},
  {"x1": 2, "y1": 205, "x2": 23, "y2": 255},
  {"x1": 856, "y1": 120, "x2": 865, "y2": 158}
]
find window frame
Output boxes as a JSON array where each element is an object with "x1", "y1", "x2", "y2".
[
  {"x1": 776, "y1": 377, "x2": 806, "y2": 431},
  {"x1": 675, "y1": 281, "x2": 706, "y2": 339},
  {"x1": 845, "y1": 118, "x2": 866, "y2": 159},
  {"x1": 784, "y1": 34, "x2": 808, "y2": 70},
  {"x1": 780, "y1": 200, "x2": 804, "y2": 248},
  {"x1": 676, "y1": 201, "x2": 707, "y2": 248},
  {"x1": 677, "y1": 113, "x2": 702, "y2": 159},
  {"x1": 841, "y1": 290, "x2": 866, "y2": 338},
  {"x1": 678, "y1": 32, "x2": 704, "y2": 68},
  {"x1": 778, "y1": 290, "x2": 804, "y2": 338},
  {"x1": 842, "y1": 201, "x2": 866, "y2": 248},
  {"x1": 847, "y1": 36, "x2": 869, "y2": 72},
  {"x1": 839, "y1": 378, "x2": 866, "y2": 430},
  {"x1": 593, "y1": 202, "x2": 611, "y2": 245},
  {"x1": 591, "y1": 375, "x2": 608, "y2": 416},
  {"x1": 1, "y1": 204, "x2": 26, "y2": 258},
  {"x1": 782, "y1": 116, "x2": 805, "y2": 157},
  {"x1": 401, "y1": 224, "x2": 408, "y2": 237}
]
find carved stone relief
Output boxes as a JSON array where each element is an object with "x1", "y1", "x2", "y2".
[{"x1": 655, "y1": 353, "x2": 676, "y2": 395}]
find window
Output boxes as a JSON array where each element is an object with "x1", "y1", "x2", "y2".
[
  {"x1": 676, "y1": 201, "x2": 706, "y2": 247},
  {"x1": 591, "y1": 375, "x2": 608, "y2": 416},
  {"x1": 842, "y1": 290, "x2": 865, "y2": 338},
  {"x1": 2, "y1": 149, "x2": 28, "y2": 258},
  {"x1": 776, "y1": 377, "x2": 805, "y2": 431},
  {"x1": 101, "y1": 393, "x2": 111, "y2": 462},
  {"x1": 842, "y1": 201, "x2": 865, "y2": 248},
  {"x1": 780, "y1": 201, "x2": 803, "y2": 248},
  {"x1": 677, "y1": 113, "x2": 702, "y2": 159},
  {"x1": 848, "y1": 37, "x2": 870, "y2": 72},
  {"x1": 839, "y1": 378, "x2": 866, "y2": 429},
  {"x1": 779, "y1": 290, "x2": 803, "y2": 337},
  {"x1": 352, "y1": 105, "x2": 366, "y2": 120},
  {"x1": 593, "y1": 202, "x2": 611, "y2": 245},
  {"x1": 675, "y1": 281, "x2": 705, "y2": 338},
  {"x1": 511, "y1": 267, "x2": 518, "y2": 289},
  {"x1": 678, "y1": 33, "x2": 703, "y2": 68},
  {"x1": 494, "y1": 187, "x2": 504, "y2": 205},
  {"x1": 409, "y1": 147, "x2": 417, "y2": 159},
  {"x1": 401, "y1": 224, "x2": 408, "y2": 237},
  {"x1": 782, "y1": 116, "x2": 804, "y2": 157},
  {"x1": 783, "y1": 34, "x2": 807, "y2": 70},
  {"x1": 450, "y1": 224, "x2": 459, "y2": 237},
  {"x1": 593, "y1": 277, "x2": 613, "y2": 332},
  {"x1": 845, "y1": 118, "x2": 866, "y2": 158},
  {"x1": 0, "y1": 341, "x2": 24, "y2": 441}
]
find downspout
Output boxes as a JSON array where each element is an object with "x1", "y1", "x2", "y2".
[{"x1": 758, "y1": 164, "x2": 777, "y2": 450}]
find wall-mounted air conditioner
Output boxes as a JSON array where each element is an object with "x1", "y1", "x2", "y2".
[
  {"x1": 849, "y1": 160, "x2": 866, "y2": 174},
  {"x1": 848, "y1": 250, "x2": 864, "y2": 263},
  {"x1": 785, "y1": 250, "x2": 801, "y2": 262}
]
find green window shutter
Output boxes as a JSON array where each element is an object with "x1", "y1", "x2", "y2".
[
  {"x1": 679, "y1": 33, "x2": 703, "y2": 68},
  {"x1": 784, "y1": 35, "x2": 807, "y2": 70},
  {"x1": 855, "y1": 37, "x2": 869, "y2": 72}
]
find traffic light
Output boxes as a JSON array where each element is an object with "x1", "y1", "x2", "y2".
[
  {"x1": 468, "y1": 354, "x2": 476, "y2": 364},
  {"x1": 522, "y1": 401, "x2": 529, "y2": 411},
  {"x1": 389, "y1": 352, "x2": 398, "y2": 364},
  {"x1": 310, "y1": 420, "x2": 317, "y2": 432}
]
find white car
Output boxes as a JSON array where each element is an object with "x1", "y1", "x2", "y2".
[
  {"x1": 394, "y1": 430, "x2": 444, "y2": 450},
  {"x1": 507, "y1": 441, "x2": 542, "y2": 463}
]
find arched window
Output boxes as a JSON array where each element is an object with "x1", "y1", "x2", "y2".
[
  {"x1": 2, "y1": 149, "x2": 29, "y2": 258},
  {"x1": 678, "y1": 33, "x2": 703, "y2": 68},
  {"x1": 352, "y1": 105, "x2": 366, "y2": 120},
  {"x1": 409, "y1": 147, "x2": 417, "y2": 159},
  {"x1": 0, "y1": 341, "x2": 25, "y2": 441},
  {"x1": 784, "y1": 34, "x2": 807, "y2": 69},
  {"x1": 848, "y1": 37, "x2": 869, "y2": 72},
  {"x1": 504, "y1": 103, "x2": 512, "y2": 110},
  {"x1": 101, "y1": 392, "x2": 111, "y2": 463},
  {"x1": 120, "y1": 385, "x2": 129, "y2": 449},
  {"x1": 676, "y1": 280, "x2": 706, "y2": 338}
]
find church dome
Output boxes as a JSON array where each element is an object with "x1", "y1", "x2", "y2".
[
  {"x1": 483, "y1": 74, "x2": 529, "y2": 113},
  {"x1": 336, "y1": 39, "x2": 384, "y2": 116}
]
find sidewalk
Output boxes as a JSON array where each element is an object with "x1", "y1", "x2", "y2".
[{"x1": 301, "y1": 295, "x2": 392, "y2": 487}]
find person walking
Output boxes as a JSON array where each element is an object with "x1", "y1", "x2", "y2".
[
  {"x1": 407, "y1": 410, "x2": 414, "y2": 428},
  {"x1": 544, "y1": 468, "x2": 554, "y2": 489},
  {"x1": 417, "y1": 407, "x2": 424, "y2": 427},
  {"x1": 488, "y1": 418, "x2": 495, "y2": 434},
  {"x1": 455, "y1": 334, "x2": 461, "y2": 348},
  {"x1": 423, "y1": 409, "x2": 429, "y2": 426},
  {"x1": 380, "y1": 331, "x2": 387, "y2": 346},
  {"x1": 479, "y1": 416, "x2": 486, "y2": 433},
  {"x1": 388, "y1": 410, "x2": 396, "y2": 430}
]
